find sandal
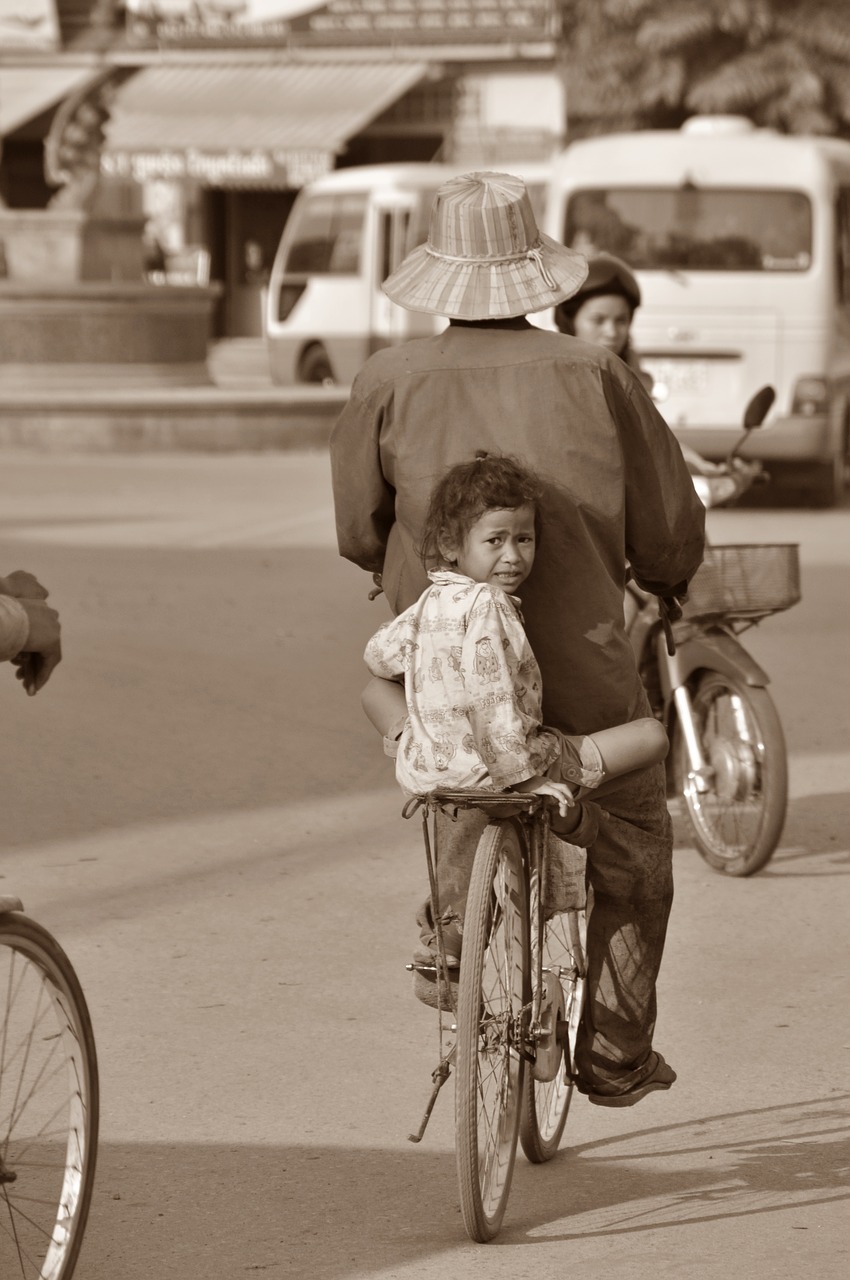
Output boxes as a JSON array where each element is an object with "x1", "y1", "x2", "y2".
[{"x1": 580, "y1": 1052, "x2": 677, "y2": 1108}]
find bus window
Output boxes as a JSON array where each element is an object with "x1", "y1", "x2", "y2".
[
  {"x1": 378, "y1": 210, "x2": 392, "y2": 284},
  {"x1": 283, "y1": 192, "x2": 368, "y2": 274},
  {"x1": 836, "y1": 188, "x2": 850, "y2": 306},
  {"x1": 408, "y1": 189, "x2": 439, "y2": 253},
  {"x1": 565, "y1": 188, "x2": 812, "y2": 271},
  {"x1": 377, "y1": 207, "x2": 414, "y2": 283}
]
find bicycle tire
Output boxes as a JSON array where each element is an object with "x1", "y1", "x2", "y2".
[
  {"x1": 0, "y1": 913, "x2": 99, "y2": 1280},
  {"x1": 519, "y1": 908, "x2": 586, "y2": 1164},
  {"x1": 674, "y1": 671, "x2": 788, "y2": 876},
  {"x1": 455, "y1": 821, "x2": 528, "y2": 1243}
]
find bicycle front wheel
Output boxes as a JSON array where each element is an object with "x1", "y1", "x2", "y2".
[
  {"x1": 455, "y1": 821, "x2": 528, "y2": 1243},
  {"x1": 520, "y1": 908, "x2": 586, "y2": 1164},
  {"x1": 0, "y1": 914, "x2": 99, "y2": 1280}
]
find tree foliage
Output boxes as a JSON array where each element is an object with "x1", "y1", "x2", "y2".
[{"x1": 561, "y1": 0, "x2": 850, "y2": 137}]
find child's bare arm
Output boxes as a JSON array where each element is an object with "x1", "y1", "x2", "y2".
[
  {"x1": 361, "y1": 675, "x2": 407, "y2": 741},
  {"x1": 588, "y1": 718, "x2": 668, "y2": 778}
]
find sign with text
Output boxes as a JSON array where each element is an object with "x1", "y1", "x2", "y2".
[
  {"x1": 101, "y1": 145, "x2": 332, "y2": 189},
  {"x1": 125, "y1": 0, "x2": 554, "y2": 48}
]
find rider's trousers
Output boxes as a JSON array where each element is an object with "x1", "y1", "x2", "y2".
[{"x1": 416, "y1": 760, "x2": 674, "y2": 1095}]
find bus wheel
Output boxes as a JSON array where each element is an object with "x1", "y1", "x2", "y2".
[{"x1": 298, "y1": 345, "x2": 335, "y2": 386}]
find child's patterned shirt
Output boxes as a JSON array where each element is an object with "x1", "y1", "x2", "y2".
[{"x1": 364, "y1": 570, "x2": 563, "y2": 794}]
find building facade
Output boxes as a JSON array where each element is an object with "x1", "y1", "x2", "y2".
[{"x1": 1, "y1": 0, "x2": 568, "y2": 335}]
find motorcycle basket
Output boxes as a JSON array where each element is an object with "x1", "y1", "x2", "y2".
[{"x1": 683, "y1": 543, "x2": 801, "y2": 620}]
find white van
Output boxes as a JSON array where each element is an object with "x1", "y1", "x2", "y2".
[
  {"x1": 265, "y1": 162, "x2": 549, "y2": 389},
  {"x1": 543, "y1": 116, "x2": 850, "y2": 506}
]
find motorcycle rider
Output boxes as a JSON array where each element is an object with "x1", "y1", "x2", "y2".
[{"x1": 554, "y1": 252, "x2": 724, "y2": 479}]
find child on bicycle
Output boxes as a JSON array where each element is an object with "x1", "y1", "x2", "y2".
[{"x1": 362, "y1": 453, "x2": 668, "y2": 974}]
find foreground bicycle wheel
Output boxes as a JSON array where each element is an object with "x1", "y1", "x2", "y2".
[
  {"x1": 0, "y1": 913, "x2": 99, "y2": 1280},
  {"x1": 520, "y1": 908, "x2": 586, "y2": 1164},
  {"x1": 455, "y1": 822, "x2": 528, "y2": 1242},
  {"x1": 674, "y1": 670, "x2": 788, "y2": 876}
]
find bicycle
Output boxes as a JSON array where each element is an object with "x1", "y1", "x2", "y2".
[
  {"x1": 0, "y1": 895, "x2": 99, "y2": 1280},
  {"x1": 403, "y1": 789, "x2": 587, "y2": 1243}
]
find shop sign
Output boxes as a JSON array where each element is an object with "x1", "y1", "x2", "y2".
[
  {"x1": 124, "y1": 0, "x2": 554, "y2": 48},
  {"x1": 101, "y1": 146, "x2": 332, "y2": 188},
  {"x1": 291, "y1": 0, "x2": 554, "y2": 45},
  {"x1": 125, "y1": 1, "x2": 292, "y2": 47},
  {"x1": 0, "y1": 0, "x2": 60, "y2": 49}
]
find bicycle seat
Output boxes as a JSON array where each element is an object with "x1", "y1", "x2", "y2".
[{"x1": 0, "y1": 895, "x2": 23, "y2": 914}]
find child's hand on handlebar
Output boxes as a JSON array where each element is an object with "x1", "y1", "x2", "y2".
[{"x1": 511, "y1": 774, "x2": 575, "y2": 816}]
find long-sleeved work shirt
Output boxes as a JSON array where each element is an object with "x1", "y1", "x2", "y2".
[{"x1": 332, "y1": 318, "x2": 706, "y2": 734}]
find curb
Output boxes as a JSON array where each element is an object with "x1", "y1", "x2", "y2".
[{"x1": 0, "y1": 387, "x2": 349, "y2": 452}]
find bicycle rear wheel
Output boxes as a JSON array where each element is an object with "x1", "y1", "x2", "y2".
[
  {"x1": 0, "y1": 913, "x2": 99, "y2": 1280},
  {"x1": 455, "y1": 821, "x2": 528, "y2": 1243},
  {"x1": 520, "y1": 908, "x2": 586, "y2": 1163}
]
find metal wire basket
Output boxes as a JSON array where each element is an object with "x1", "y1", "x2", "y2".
[{"x1": 683, "y1": 544, "x2": 801, "y2": 620}]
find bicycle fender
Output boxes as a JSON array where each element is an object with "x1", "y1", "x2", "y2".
[{"x1": 659, "y1": 628, "x2": 770, "y2": 699}]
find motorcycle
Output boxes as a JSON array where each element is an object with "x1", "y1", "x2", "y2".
[{"x1": 627, "y1": 386, "x2": 802, "y2": 876}]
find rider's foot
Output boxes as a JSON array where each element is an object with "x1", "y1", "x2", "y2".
[
  {"x1": 411, "y1": 951, "x2": 460, "y2": 1010},
  {"x1": 416, "y1": 915, "x2": 464, "y2": 966},
  {"x1": 576, "y1": 1052, "x2": 677, "y2": 1107}
]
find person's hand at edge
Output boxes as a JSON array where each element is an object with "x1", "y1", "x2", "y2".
[
  {"x1": 0, "y1": 570, "x2": 50, "y2": 600},
  {"x1": 11, "y1": 598, "x2": 61, "y2": 695}
]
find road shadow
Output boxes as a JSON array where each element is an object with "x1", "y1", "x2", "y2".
[
  {"x1": 507, "y1": 1093, "x2": 850, "y2": 1244},
  {"x1": 80, "y1": 1095, "x2": 849, "y2": 1276},
  {"x1": 764, "y1": 791, "x2": 850, "y2": 873}
]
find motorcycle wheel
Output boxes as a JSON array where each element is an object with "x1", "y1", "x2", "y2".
[{"x1": 673, "y1": 670, "x2": 788, "y2": 876}]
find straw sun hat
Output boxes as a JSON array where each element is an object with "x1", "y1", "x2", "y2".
[{"x1": 382, "y1": 170, "x2": 588, "y2": 320}]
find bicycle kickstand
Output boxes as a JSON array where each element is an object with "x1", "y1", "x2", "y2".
[{"x1": 407, "y1": 1049, "x2": 455, "y2": 1144}]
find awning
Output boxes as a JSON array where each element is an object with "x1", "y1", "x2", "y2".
[
  {"x1": 0, "y1": 66, "x2": 102, "y2": 137},
  {"x1": 102, "y1": 61, "x2": 429, "y2": 189}
]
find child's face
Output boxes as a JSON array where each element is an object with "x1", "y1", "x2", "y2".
[
  {"x1": 573, "y1": 293, "x2": 632, "y2": 355},
  {"x1": 443, "y1": 505, "x2": 537, "y2": 593}
]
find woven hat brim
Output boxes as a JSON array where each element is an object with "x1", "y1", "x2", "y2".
[{"x1": 382, "y1": 231, "x2": 589, "y2": 319}]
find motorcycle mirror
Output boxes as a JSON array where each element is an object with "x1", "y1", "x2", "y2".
[{"x1": 743, "y1": 385, "x2": 776, "y2": 430}]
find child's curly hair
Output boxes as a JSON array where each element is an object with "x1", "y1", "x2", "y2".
[{"x1": 420, "y1": 452, "x2": 544, "y2": 567}]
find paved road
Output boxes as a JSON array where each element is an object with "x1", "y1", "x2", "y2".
[{"x1": 0, "y1": 453, "x2": 847, "y2": 1279}]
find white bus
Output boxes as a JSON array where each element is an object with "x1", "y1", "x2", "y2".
[
  {"x1": 265, "y1": 162, "x2": 549, "y2": 389},
  {"x1": 543, "y1": 116, "x2": 850, "y2": 506}
]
